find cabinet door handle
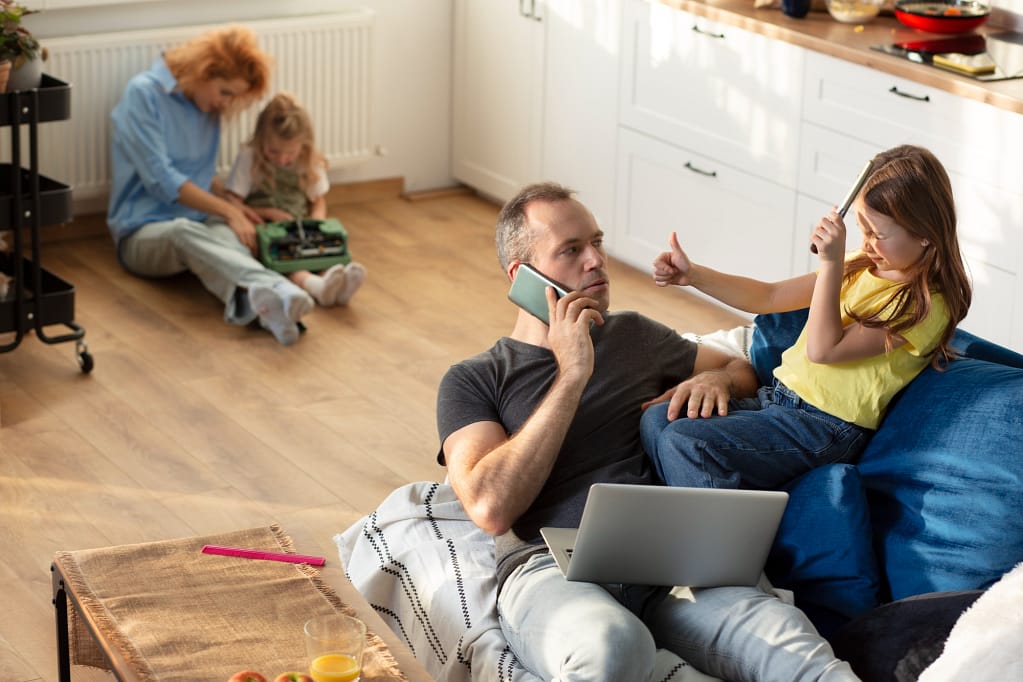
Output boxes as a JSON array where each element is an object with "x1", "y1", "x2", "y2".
[
  {"x1": 685, "y1": 162, "x2": 718, "y2": 178},
  {"x1": 691, "y1": 25, "x2": 725, "y2": 39},
  {"x1": 520, "y1": 0, "x2": 542, "y2": 21},
  {"x1": 888, "y1": 86, "x2": 930, "y2": 102}
]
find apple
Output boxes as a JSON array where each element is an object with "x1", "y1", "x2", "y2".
[
  {"x1": 228, "y1": 672, "x2": 267, "y2": 682},
  {"x1": 273, "y1": 674, "x2": 313, "y2": 682}
]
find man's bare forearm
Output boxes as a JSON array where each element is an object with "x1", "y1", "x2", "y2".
[{"x1": 451, "y1": 370, "x2": 587, "y2": 536}]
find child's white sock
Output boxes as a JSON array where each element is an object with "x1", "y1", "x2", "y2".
[
  {"x1": 302, "y1": 272, "x2": 337, "y2": 307},
  {"x1": 334, "y1": 262, "x2": 367, "y2": 306},
  {"x1": 318, "y1": 264, "x2": 349, "y2": 307}
]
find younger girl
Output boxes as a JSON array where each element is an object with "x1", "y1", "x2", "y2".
[
  {"x1": 226, "y1": 92, "x2": 367, "y2": 307},
  {"x1": 641, "y1": 144, "x2": 972, "y2": 490}
]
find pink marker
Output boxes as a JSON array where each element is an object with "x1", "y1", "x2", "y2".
[{"x1": 201, "y1": 544, "x2": 326, "y2": 566}]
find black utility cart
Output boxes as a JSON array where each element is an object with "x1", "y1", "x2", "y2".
[{"x1": 0, "y1": 74, "x2": 92, "y2": 373}]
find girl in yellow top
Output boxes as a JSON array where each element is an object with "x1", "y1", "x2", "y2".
[{"x1": 641, "y1": 144, "x2": 972, "y2": 490}]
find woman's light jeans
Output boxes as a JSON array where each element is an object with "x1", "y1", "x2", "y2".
[{"x1": 118, "y1": 217, "x2": 294, "y2": 325}]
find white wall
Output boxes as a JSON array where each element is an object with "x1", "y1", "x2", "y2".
[{"x1": 24, "y1": 0, "x2": 455, "y2": 195}]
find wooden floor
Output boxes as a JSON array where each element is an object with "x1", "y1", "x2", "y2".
[{"x1": 0, "y1": 190, "x2": 747, "y2": 682}]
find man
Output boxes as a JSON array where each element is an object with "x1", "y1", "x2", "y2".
[{"x1": 437, "y1": 182, "x2": 859, "y2": 681}]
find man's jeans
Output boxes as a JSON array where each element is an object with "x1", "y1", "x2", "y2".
[
  {"x1": 498, "y1": 552, "x2": 859, "y2": 681},
  {"x1": 641, "y1": 380, "x2": 873, "y2": 490}
]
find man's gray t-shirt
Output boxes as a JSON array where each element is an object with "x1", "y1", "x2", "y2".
[{"x1": 436, "y1": 310, "x2": 698, "y2": 589}]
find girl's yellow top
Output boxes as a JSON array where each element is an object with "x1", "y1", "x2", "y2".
[{"x1": 773, "y1": 267, "x2": 949, "y2": 430}]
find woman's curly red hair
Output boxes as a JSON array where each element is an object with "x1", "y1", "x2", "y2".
[{"x1": 165, "y1": 25, "x2": 271, "y2": 117}]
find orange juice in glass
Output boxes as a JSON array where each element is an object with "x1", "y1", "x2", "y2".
[
  {"x1": 310, "y1": 652, "x2": 360, "y2": 682},
  {"x1": 304, "y1": 613, "x2": 366, "y2": 682}
]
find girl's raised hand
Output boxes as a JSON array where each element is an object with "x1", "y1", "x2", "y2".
[
  {"x1": 811, "y1": 209, "x2": 847, "y2": 262},
  {"x1": 652, "y1": 231, "x2": 694, "y2": 287}
]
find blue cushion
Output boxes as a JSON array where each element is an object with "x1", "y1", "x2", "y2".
[
  {"x1": 857, "y1": 356, "x2": 1023, "y2": 600},
  {"x1": 951, "y1": 327, "x2": 1023, "y2": 367},
  {"x1": 766, "y1": 464, "x2": 882, "y2": 638},
  {"x1": 753, "y1": 310, "x2": 1023, "y2": 607},
  {"x1": 751, "y1": 310, "x2": 1023, "y2": 380},
  {"x1": 749, "y1": 309, "x2": 808, "y2": 387}
]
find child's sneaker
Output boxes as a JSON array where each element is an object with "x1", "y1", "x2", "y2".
[
  {"x1": 334, "y1": 262, "x2": 367, "y2": 306},
  {"x1": 249, "y1": 281, "x2": 313, "y2": 345}
]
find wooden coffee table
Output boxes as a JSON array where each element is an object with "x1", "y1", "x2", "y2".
[{"x1": 51, "y1": 525, "x2": 432, "y2": 681}]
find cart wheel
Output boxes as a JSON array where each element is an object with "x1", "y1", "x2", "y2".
[
  {"x1": 76, "y1": 340, "x2": 94, "y2": 374},
  {"x1": 78, "y1": 350, "x2": 94, "y2": 374}
]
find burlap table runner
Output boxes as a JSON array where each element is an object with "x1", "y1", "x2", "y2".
[{"x1": 54, "y1": 525, "x2": 406, "y2": 681}]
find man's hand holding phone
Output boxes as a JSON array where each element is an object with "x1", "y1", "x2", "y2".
[
  {"x1": 508, "y1": 263, "x2": 602, "y2": 328},
  {"x1": 508, "y1": 263, "x2": 569, "y2": 324}
]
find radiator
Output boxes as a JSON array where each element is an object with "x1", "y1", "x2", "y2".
[{"x1": 16, "y1": 10, "x2": 374, "y2": 212}]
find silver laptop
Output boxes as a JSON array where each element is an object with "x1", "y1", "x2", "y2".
[{"x1": 540, "y1": 483, "x2": 788, "y2": 587}]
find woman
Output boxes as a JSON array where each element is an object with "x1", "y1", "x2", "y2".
[{"x1": 108, "y1": 26, "x2": 314, "y2": 346}]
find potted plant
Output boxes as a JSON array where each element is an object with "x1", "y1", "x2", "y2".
[{"x1": 0, "y1": 0, "x2": 43, "y2": 92}]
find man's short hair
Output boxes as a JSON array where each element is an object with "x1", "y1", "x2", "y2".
[{"x1": 496, "y1": 182, "x2": 576, "y2": 271}]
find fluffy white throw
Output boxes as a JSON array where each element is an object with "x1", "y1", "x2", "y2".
[{"x1": 918, "y1": 561, "x2": 1023, "y2": 681}]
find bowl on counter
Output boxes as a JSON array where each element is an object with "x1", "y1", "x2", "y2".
[
  {"x1": 894, "y1": 0, "x2": 990, "y2": 33},
  {"x1": 826, "y1": 0, "x2": 884, "y2": 23}
]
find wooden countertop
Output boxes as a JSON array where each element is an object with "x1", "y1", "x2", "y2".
[{"x1": 656, "y1": 0, "x2": 1023, "y2": 115}]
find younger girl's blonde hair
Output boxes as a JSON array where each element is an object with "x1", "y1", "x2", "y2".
[
  {"x1": 164, "y1": 25, "x2": 271, "y2": 117},
  {"x1": 248, "y1": 92, "x2": 327, "y2": 195}
]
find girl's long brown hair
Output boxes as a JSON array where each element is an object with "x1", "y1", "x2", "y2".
[
  {"x1": 248, "y1": 92, "x2": 327, "y2": 196},
  {"x1": 164, "y1": 26, "x2": 271, "y2": 117},
  {"x1": 843, "y1": 145, "x2": 972, "y2": 368}
]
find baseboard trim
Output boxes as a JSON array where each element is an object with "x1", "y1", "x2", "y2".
[
  {"x1": 30, "y1": 214, "x2": 108, "y2": 244},
  {"x1": 402, "y1": 185, "x2": 474, "y2": 202},
  {"x1": 325, "y1": 177, "x2": 405, "y2": 205}
]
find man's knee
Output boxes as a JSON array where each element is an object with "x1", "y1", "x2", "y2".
[{"x1": 558, "y1": 618, "x2": 657, "y2": 682}]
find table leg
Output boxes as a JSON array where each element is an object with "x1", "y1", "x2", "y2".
[{"x1": 51, "y1": 562, "x2": 72, "y2": 682}]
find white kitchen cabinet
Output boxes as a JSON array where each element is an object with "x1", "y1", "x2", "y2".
[
  {"x1": 451, "y1": 0, "x2": 623, "y2": 227},
  {"x1": 541, "y1": 1, "x2": 624, "y2": 230},
  {"x1": 800, "y1": 51, "x2": 1023, "y2": 347},
  {"x1": 615, "y1": 126, "x2": 796, "y2": 286},
  {"x1": 619, "y1": 0, "x2": 804, "y2": 189},
  {"x1": 451, "y1": 0, "x2": 545, "y2": 203},
  {"x1": 613, "y1": 0, "x2": 802, "y2": 283}
]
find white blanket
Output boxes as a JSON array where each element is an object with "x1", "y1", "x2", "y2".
[
  {"x1": 919, "y1": 561, "x2": 1023, "y2": 681},
  {"x1": 336, "y1": 481, "x2": 538, "y2": 682},
  {"x1": 336, "y1": 482, "x2": 722, "y2": 682}
]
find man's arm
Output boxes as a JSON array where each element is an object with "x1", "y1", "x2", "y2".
[
  {"x1": 444, "y1": 288, "x2": 602, "y2": 536},
  {"x1": 642, "y1": 345, "x2": 759, "y2": 421},
  {"x1": 444, "y1": 369, "x2": 588, "y2": 536}
]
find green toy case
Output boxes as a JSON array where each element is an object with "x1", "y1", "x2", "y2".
[{"x1": 256, "y1": 218, "x2": 352, "y2": 274}]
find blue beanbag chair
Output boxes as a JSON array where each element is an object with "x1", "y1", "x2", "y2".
[
  {"x1": 754, "y1": 309, "x2": 1023, "y2": 632},
  {"x1": 765, "y1": 464, "x2": 881, "y2": 638},
  {"x1": 858, "y1": 354, "x2": 1023, "y2": 600}
]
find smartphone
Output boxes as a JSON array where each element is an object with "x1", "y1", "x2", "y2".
[
  {"x1": 508, "y1": 263, "x2": 570, "y2": 324},
  {"x1": 811, "y1": 159, "x2": 874, "y2": 253}
]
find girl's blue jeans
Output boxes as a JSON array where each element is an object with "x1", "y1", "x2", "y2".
[{"x1": 641, "y1": 380, "x2": 873, "y2": 490}]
